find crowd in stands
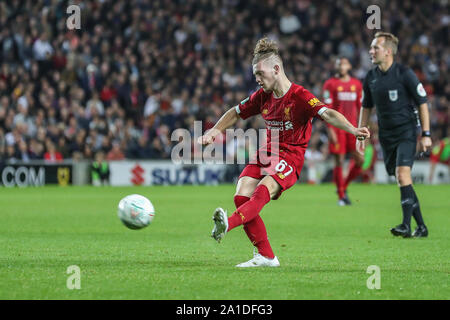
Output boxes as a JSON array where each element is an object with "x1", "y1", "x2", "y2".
[{"x1": 0, "y1": 0, "x2": 448, "y2": 164}]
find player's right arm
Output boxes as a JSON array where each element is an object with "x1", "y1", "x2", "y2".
[
  {"x1": 197, "y1": 107, "x2": 239, "y2": 145},
  {"x1": 320, "y1": 108, "x2": 370, "y2": 140},
  {"x1": 297, "y1": 87, "x2": 370, "y2": 139},
  {"x1": 198, "y1": 90, "x2": 264, "y2": 145}
]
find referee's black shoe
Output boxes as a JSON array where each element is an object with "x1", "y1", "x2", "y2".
[
  {"x1": 390, "y1": 224, "x2": 411, "y2": 238},
  {"x1": 412, "y1": 225, "x2": 428, "y2": 238}
]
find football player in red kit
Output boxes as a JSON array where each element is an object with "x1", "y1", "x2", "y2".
[
  {"x1": 198, "y1": 38, "x2": 370, "y2": 267},
  {"x1": 323, "y1": 57, "x2": 364, "y2": 206}
]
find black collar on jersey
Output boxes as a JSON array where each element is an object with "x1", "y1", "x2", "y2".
[{"x1": 376, "y1": 61, "x2": 396, "y2": 75}]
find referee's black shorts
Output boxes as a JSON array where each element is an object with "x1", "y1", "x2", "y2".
[{"x1": 379, "y1": 126, "x2": 417, "y2": 176}]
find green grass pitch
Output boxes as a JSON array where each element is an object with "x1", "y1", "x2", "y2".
[{"x1": 0, "y1": 183, "x2": 449, "y2": 300}]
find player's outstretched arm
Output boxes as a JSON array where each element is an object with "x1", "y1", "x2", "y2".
[
  {"x1": 321, "y1": 108, "x2": 370, "y2": 140},
  {"x1": 197, "y1": 107, "x2": 239, "y2": 145}
]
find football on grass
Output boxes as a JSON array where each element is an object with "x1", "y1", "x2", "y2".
[{"x1": 118, "y1": 194, "x2": 155, "y2": 230}]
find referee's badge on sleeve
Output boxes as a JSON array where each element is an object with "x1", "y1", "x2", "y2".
[
  {"x1": 417, "y1": 83, "x2": 427, "y2": 97},
  {"x1": 388, "y1": 89, "x2": 398, "y2": 101}
]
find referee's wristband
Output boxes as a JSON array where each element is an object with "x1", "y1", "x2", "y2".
[{"x1": 421, "y1": 131, "x2": 431, "y2": 137}]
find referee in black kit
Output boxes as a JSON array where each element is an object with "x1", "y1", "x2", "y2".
[{"x1": 357, "y1": 32, "x2": 432, "y2": 238}]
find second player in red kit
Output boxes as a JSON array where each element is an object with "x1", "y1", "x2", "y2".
[{"x1": 323, "y1": 57, "x2": 364, "y2": 205}]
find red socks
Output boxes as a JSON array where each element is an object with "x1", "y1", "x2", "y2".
[
  {"x1": 231, "y1": 188, "x2": 274, "y2": 259},
  {"x1": 344, "y1": 160, "x2": 362, "y2": 190},
  {"x1": 233, "y1": 195, "x2": 250, "y2": 210},
  {"x1": 333, "y1": 166, "x2": 345, "y2": 199},
  {"x1": 228, "y1": 185, "x2": 271, "y2": 230},
  {"x1": 243, "y1": 216, "x2": 274, "y2": 259}
]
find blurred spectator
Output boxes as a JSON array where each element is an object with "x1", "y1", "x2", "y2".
[
  {"x1": 18, "y1": 139, "x2": 30, "y2": 162},
  {"x1": 81, "y1": 64, "x2": 101, "y2": 96},
  {"x1": 86, "y1": 91, "x2": 105, "y2": 118},
  {"x1": 44, "y1": 140, "x2": 63, "y2": 162},
  {"x1": 57, "y1": 136, "x2": 70, "y2": 159},
  {"x1": 280, "y1": 8, "x2": 302, "y2": 34},
  {"x1": 6, "y1": 144, "x2": 19, "y2": 163},
  {"x1": 32, "y1": 32, "x2": 53, "y2": 61},
  {"x1": 107, "y1": 141, "x2": 125, "y2": 160}
]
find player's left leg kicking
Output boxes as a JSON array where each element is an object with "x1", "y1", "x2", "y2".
[
  {"x1": 210, "y1": 176, "x2": 258, "y2": 243},
  {"x1": 211, "y1": 175, "x2": 280, "y2": 267},
  {"x1": 211, "y1": 155, "x2": 301, "y2": 267}
]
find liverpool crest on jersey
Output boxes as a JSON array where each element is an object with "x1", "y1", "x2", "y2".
[
  {"x1": 388, "y1": 89, "x2": 398, "y2": 101},
  {"x1": 284, "y1": 107, "x2": 291, "y2": 120}
]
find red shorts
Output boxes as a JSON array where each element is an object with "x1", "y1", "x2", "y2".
[
  {"x1": 239, "y1": 151, "x2": 303, "y2": 200},
  {"x1": 329, "y1": 129, "x2": 356, "y2": 154}
]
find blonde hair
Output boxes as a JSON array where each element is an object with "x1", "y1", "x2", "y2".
[
  {"x1": 375, "y1": 32, "x2": 399, "y2": 55},
  {"x1": 252, "y1": 37, "x2": 282, "y2": 66}
]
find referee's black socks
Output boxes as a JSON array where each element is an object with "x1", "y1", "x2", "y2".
[
  {"x1": 400, "y1": 184, "x2": 425, "y2": 227},
  {"x1": 411, "y1": 188, "x2": 425, "y2": 226}
]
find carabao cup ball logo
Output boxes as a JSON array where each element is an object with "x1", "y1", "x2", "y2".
[
  {"x1": 118, "y1": 194, "x2": 155, "y2": 230},
  {"x1": 130, "y1": 206, "x2": 140, "y2": 218}
]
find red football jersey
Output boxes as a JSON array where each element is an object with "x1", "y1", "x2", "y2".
[
  {"x1": 235, "y1": 83, "x2": 327, "y2": 170},
  {"x1": 322, "y1": 77, "x2": 362, "y2": 126}
]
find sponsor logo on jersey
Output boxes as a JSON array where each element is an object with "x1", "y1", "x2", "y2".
[
  {"x1": 284, "y1": 121, "x2": 293, "y2": 130},
  {"x1": 337, "y1": 91, "x2": 357, "y2": 101},
  {"x1": 266, "y1": 120, "x2": 284, "y2": 127},
  {"x1": 265, "y1": 120, "x2": 294, "y2": 131},
  {"x1": 307, "y1": 97, "x2": 321, "y2": 107}
]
